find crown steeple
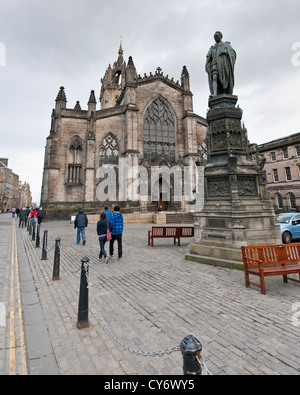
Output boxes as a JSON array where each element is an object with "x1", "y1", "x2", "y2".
[{"x1": 100, "y1": 44, "x2": 126, "y2": 109}]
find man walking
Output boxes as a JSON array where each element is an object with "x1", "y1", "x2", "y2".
[
  {"x1": 74, "y1": 208, "x2": 88, "y2": 245},
  {"x1": 104, "y1": 206, "x2": 112, "y2": 222},
  {"x1": 109, "y1": 206, "x2": 123, "y2": 260}
]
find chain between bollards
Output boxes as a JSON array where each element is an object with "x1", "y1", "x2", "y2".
[{"x1": 74, "y1": 257, "x2": 212, "y2": 374}]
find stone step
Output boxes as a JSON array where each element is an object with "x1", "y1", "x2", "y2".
[
  {"x1": 166, "y1": 213, "x2": 194, "y2": 224},
  {"x1": 185, "y1": 253, "x2": 244, "y2": 271}
]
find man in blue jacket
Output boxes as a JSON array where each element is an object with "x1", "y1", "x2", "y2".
[
  {"x1": 74, "y1": 208, "x2": 88, "y2": 245},
  {"x1": 109, "y1": 206, "x2": 123, "y2": 260}
]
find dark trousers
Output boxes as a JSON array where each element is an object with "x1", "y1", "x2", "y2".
[
  {"x1": 98, "y1": 236, "x2": 107, "y2": 259},
  {"x1": 109, "y1": 234, "x2": 122, "y2": 258}
]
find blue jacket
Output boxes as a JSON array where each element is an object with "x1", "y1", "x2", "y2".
[
  {"x1": 104, "y1": 209, "x2": 112, "y2": 222},
  {"x1": 74, "y1": 210, "x2": 88, "y2": 228},
  {"x1": 109, "y1": 212, "x2": 123, "y2": 235}
]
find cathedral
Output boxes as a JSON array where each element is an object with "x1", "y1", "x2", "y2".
[{"x1": 41, "y1": 44, "x2": 207, "y2": 216}]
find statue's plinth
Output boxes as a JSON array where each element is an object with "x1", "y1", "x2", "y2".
[{"x1": 186, "y1": 95, "x2": 281, "y2": 269}]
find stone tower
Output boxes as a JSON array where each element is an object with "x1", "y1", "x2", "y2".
[{"x1": 100, "y1": 42, "x2": 127, "y2": 109}]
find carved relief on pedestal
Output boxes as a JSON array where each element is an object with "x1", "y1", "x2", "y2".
[
  {"x1": 237, "y1": 175, "x2": 257, "y2": 197},
  {"x1": 207, "y1": 176, "x2": 230, "y2": 197}
]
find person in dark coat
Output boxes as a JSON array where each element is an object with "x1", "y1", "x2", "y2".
[
  {"x1": 97, "y1": 211, "x2": 109, "y2": 264},
  {"x1": 37, "y1": 207, "x2": 45, "y2": 225},
  {"x1": 74, "y1": 208, "x2": 88, "y2": 245}
]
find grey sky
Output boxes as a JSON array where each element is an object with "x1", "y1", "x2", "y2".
[{"x1": 0, "y1": 0, "x2": 300, "y2": 203}]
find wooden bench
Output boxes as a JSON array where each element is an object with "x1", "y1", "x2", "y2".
[
  {"x1": 148, "y1": 226, "x2": 194, "y2": 247},
  {"x1": 241, "y1": 244, "x2": 300, "y2": 294}
]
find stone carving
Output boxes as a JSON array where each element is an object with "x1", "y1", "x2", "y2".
[
  {"x1": 206, "y1": 31, "x2": 236, "y2": 96},
  {"x1": 237, "y1": 176, "x2": 257, "y2": 196},
  {"x1": 207, "y1": 177, "x2": 230, "y2": 197}
]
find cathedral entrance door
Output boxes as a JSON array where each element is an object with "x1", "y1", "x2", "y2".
[{"x1": 160, "y1": 193, "x2": 168, "y2": 211}]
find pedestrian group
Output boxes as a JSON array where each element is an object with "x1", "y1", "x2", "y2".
[{"x1": 74, "y1": 206, "x2": 123, "y2": 265}]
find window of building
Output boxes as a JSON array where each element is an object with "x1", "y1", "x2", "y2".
[
  {"x1": 285, "y1": 167, "x2": 292, "y2": 181},
  {"x1": 99, "y1": 135, "x2": 119, "y2": 165},
  {"x1": 67, "y1": 136, "x2": 83, "y2": 184},
  {"x1": 288, "y1": 193, "x2": 296, "y2": 210},
  {"x1": 143, "y1": 98, "x2": 176, "y2": 164},
  {"x1": 272, "y1": 169, "x2": 279, "y2": 182},
  {"x1": 296, "y1": 146, "x2": 300, "y2": 157},
  {"x1": 276, "y1": 193, "x2": 283, "y2": 209},
  {"x1": 282, "y1": 147, "x2": 288, "y2": 159},
  {"x1": 270, "y1": 152, "x2": 276, "y2": 161}
]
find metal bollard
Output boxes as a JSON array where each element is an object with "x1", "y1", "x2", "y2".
[
  {"x1": 35, "y1": 224, "x2": 40, "y2": 248},
  {"x1": 41, "y1": 230, "x2": 48, "y2": 260},
  {"x1": 180, "y1": 335, "x2": 202, "y2": 375},
  {"x1": 32, "y1": 222, "x2": 36, "y2": 241},
  {"x1": 29, "y1": 221, "x2": 32, "y2": 235},
  {"x1": 76, "y1": 257, "x2": 90, "y2": 329},
  {"x1": 52, "y1": 238, "x2": 61, "y2": 281}
]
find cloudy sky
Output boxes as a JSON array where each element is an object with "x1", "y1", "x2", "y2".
[{"x1": 1, "y1": 0, "x2": 300, "y2": 204}]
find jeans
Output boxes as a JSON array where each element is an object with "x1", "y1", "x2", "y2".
[
  {"x1": 77, "y1": 227, "x2": 86, "y2": 244},
  {"x1": 98, "y1": 236, "x2": 107, "y2": 259},
  {"x1": 109, "y1": 234, "x2": 122, "y2": 258}
]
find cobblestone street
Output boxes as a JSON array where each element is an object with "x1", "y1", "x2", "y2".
[{"x1": 1, "y1": 213, "x2": 300, "y2": 375}]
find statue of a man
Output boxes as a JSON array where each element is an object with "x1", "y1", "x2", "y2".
[{"x1": 206, "y1": 31, "x2": 237, "y2": 97}]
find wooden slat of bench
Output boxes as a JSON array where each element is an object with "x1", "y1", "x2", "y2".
[{"x1": 248, "y1": 264, "x2": 300, "y2": 276}]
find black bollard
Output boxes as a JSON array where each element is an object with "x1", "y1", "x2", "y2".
[
  {"x1": 32, "y1": 222, "x2": 36, "y2": 241},
  {"x1": 180, "y1": 335, "x2": 202, "y2": 375},
  {"x1": 52, "y1": 238, "x2": 61, "y2": 281},
  {"x1": 76, "y1": 257, "x2": 90, "y2": 329},
  {"x1": 29, "y1": 221, "x2": 32, "y2": 236},
  {"x1": 41, "y1": 230, "x2": 48, "y2": 260},
  {"x1": 35, "y1": 224, "x2": 40, "y2": 248}
]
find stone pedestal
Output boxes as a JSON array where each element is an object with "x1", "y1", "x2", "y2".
[{"x1": 186, "y1": 95, "x2": 281, "y2": 269}]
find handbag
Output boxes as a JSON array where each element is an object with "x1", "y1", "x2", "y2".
[{"x1": 107, "y1": 221, "x2": 112, "y2": 241}]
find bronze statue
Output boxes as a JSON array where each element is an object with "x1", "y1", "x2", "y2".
[{"x1": 206, "y1": 31, "x2": 236, "y2": 97}]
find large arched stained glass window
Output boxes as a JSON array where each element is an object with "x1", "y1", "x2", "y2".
[
  {"x1": 99, "y1": 134, "x2": 119, "y2": 165},
  {"x1": 143, "y1": 98, "x2": 175, "y2": 163}
]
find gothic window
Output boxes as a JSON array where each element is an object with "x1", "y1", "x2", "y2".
[
  {"x1": 67, "y1": 136, "x2": 83, "y2": 184},
  {"x1": 143, "y1": 98, "x2": 176, "y2": 164},
  {"x1": 99, "y1": 135, "x2": 119, "y2": 165},
  {"x1": 276, "y1": 193, "x2": 283, "y2": 209},
  {"x1": 288, "y1": 193, "x2": 296, "y2": 210}
]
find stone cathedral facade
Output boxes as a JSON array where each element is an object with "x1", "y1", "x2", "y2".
[{"x1": 41, "y1": 45, "x2": 207, "y2": 215}]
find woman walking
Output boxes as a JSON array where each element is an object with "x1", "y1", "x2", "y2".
[{"x1": 97, "y1": 211, "x2": 109, "y2": 264}]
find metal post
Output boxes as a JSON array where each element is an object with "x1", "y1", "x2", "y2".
[
  {"x1": 180, "y1": 335, "x2": 202, "y2": 375},
  {"x1": 41, "y1": 230, "x2": 48, "y2": 260},
  {"x1": 29, "y1": 220, "x2": 32, "y2": 235},
  {"x1": 52, "y1": 238, "x2": 61, "y2": 281},
  {"x1": 32, "y1": 222, "x2": 36, "y2": 241},
  {"x1": 35, "y1": 224, "x2": 40, "y2": 248},
  {"x1": 76, "y1": 257, "x2": 90, "y2": 329}
]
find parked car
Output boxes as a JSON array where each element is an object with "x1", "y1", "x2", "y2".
[{"x1": 277, "y1": 212, "x2": 300, "y2": 243}]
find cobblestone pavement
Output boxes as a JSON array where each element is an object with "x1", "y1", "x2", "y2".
[{"x1": 1, "y1": 213, "x2": 300, "y2": 375}]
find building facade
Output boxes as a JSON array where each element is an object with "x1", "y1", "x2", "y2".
[
  {"x1": 257, "y1": 132, "x2": 300, "y2": 213},
  {"x1": 41, "y1": 45, "x2": 207, "y2": 214},
  {"x1": 0, "y1": 158, "x2": 32, "y2": 212}
]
